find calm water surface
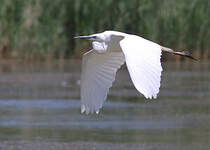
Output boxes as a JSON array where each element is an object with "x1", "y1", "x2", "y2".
[{"x1": 0, "y1": 60, "x2": 209, "y2": 150}]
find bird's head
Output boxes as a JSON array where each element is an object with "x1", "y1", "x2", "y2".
[
  {"x1": 74, "y1": 33, "x2": 106, "y2": 42},
  {"x1": 74, "y1": 31, "x2": 125, "y2": 52}
]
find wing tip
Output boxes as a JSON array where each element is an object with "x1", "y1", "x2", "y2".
[
  {"x1": 81, "y1": 104, "x2": 101, "y2": 115},
  {"x1": 143, "y1": 92, "x2": 159, "y2": 99},
  {"x1": 81, "y1": 104, "x2": 86, "y2": 113}
]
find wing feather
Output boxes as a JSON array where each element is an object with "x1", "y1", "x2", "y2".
[
  {"x1": 120, "y1": 35, "x2": 162, "y2": 99},
  {"x1": 81, "y1": 50, "x2": 125, "y2": 114}
]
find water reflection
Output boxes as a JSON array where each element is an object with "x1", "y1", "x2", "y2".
[{"x1": 0, "y1": 60, "x2": 209, "y2": 150}]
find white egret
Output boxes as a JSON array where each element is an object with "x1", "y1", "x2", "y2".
[{"x1": 74, "y1": 31, "x2": 196, "y2": 114}]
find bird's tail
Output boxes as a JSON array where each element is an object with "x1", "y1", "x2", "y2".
[{"x1": 161, "y1": 46, "x2": 198, "y2": 61}]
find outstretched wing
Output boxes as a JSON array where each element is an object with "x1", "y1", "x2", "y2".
[
  {"x1": 120, "y1": 35, "x2": 162, "y2": 99},
  {"x1": 81, "y1": 50, "x2": 125, "y2": 114}
]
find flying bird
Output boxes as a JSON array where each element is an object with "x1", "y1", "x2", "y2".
[{"x1": 74, "y1": 31, "x2": 196, "y2": 114}]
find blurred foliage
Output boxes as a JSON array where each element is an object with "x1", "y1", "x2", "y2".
[{"x1": 0, "y1": 0, "x2": 209, "y2": 59}]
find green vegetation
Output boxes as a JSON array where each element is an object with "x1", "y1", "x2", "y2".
[{"x1": 0, "y1": 0, "x2": 209, "y2": 59}]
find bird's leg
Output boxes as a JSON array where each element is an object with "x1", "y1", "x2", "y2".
[{"x1": 161, "y1": 46, "x2": 198, "y2": 61}]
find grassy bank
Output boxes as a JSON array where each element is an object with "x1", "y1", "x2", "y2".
[{"x1": 0, "y1": 0, "x2": 209, "y2": 60}]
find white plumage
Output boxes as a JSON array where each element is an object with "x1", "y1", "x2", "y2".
[
  {"x1": 81, "y1": 50, "x2": 125, "y2": 114},
  {"x1": 120, "y1": 35, "x2": 162, "y2": 99},
  {"x1": 75, "y1": 31, "x2": 163, "y2": 114}
]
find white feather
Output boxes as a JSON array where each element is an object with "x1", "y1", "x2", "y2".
[
  {"x1": 81, "y1": 50, "x2": 125, "y2": 114},
  {"x1": 120, "y1": 35, "x2": 162, "y2": 99}
]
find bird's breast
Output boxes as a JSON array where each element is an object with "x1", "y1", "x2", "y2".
[
  {"x1": 92, "y1": 41, "x2": 122, "y2": 54},
  {"x1": 92, "y1": 41, "x2": 107, "y2": 53}
]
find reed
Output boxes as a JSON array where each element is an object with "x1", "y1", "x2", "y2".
[{"x1": 0, "y1": 0, "x2": 209, "y2": 60}]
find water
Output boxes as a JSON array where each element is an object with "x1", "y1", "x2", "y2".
[{"x1": 0, "y1": 60, "x2": 209, "y2": 150}]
